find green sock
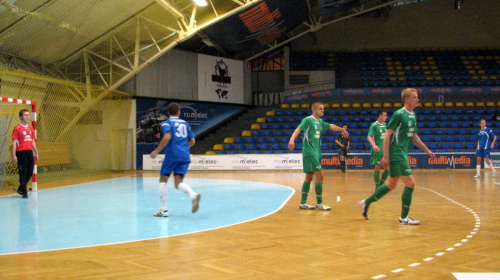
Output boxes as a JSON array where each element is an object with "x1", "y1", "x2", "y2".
[
  {"x1": 365, "y1": 183, "x2": 391, "y2": 206},
  {"x1": 380, "y1": 169, "x2": 389, "y2": 185},
  {"x1": 301, "y1": 182, "x2": 311, "y2": 204},
  {"x1": 374, "y1": 171, "x2": 380, "y2": 187},
  {"x1": 315, "y1": 182, "x2": 323, "y2": 205},
  {"x1": 401, "y1": 186, "x2": 414, "y2": 218}
]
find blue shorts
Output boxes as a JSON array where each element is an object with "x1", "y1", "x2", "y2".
[
  {"x1": 476, "y1": 148, "x2": 491, "y2": 158},
  {"x1": 160, "y1": 160, "x2": 190, "y2": 177}
]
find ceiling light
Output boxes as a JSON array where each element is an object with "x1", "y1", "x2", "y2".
[{"x1": 193, "y1": 0, "x2": 208, "y2": 6}]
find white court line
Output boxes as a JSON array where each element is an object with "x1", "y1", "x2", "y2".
[{"x1": 392, "y1": 269, "x2": 404, "y2": 273}]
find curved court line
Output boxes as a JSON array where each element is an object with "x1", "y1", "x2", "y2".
[
  {"x1": 0, "y1": 178, "x2": 295, "y2": 255},
  {"x1": 371, "y1": 186, "x2": 481, "y2": 279}
]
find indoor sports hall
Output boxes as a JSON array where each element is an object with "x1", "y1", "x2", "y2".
[{"x1": 0, "y1": 0, "x2": 499, "y2": 279}]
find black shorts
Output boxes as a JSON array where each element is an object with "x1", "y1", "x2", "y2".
[{"x1": 337, "y1": 149, "x2": 347, "y2": 157}]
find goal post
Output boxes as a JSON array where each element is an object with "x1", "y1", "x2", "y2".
[{"x1": 0, "y1": 97, "x2": 38, "y2": 192}]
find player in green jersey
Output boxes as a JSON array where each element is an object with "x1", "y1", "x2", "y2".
[
  {"x1": 358, "y1": 88, "x2": 436, "y2": 225},
  {"x1": 289, "y1": 102, "x2": 349, "y2": 211},
  {"x1": 367, "y1": 110, "x2": 389, "y2": 189}
]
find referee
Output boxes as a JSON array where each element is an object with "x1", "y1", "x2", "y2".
[{"x1": 335, "y1": 124, "x2": 350, "y2": 173}]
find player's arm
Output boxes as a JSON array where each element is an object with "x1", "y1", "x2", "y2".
[
  {"x1": 367, "y1": 135, "x2": 379, "y2": 152},
  {"x1": 189, "y1": 137, "x2": 196, "y2": 148},
  {"x1": 491, "y1": 134, "x2": 496, "y2": 150},
  {"x1": 32, "y1": 139, "x2": 39, "y2": 160},
  {"x1": 150, "y1": 132, "x2": 171, "y2": 159},
  {"x1": 329, "y1": 124, "x2": 349, "y2": 137},
  {"x1": 12, "y1": 139, "x2": 18, "y2": 163},
  {"x1": 380, "y1": 128, "x2": 393, "y2": 169},
  {"x1": 288, "y1": 128, "x2": 302, "y2": 151},
  {"x1": 412, "y1": 133, "x2": 436, "y2": 159}
]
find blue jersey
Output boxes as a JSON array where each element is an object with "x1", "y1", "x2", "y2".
[
  {"x1": 478, "y1": 127, "x2": 495, "y2": 150},
  {"x1": 160, "y1": 117, "x2": 195, "y2": 162}
]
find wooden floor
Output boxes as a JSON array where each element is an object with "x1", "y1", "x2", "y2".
[{"x1": 1, "y1": 170, "x2": 499, "y2": 280}]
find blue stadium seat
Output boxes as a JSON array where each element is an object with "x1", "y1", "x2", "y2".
[
  {"x1": 259, "y1": 144, "x2": 270, "y2": 151},
  {"x1": 234, "y1": 137, "x2": 245, "y2": 144},
  {"x1": 434, "y1": 136, "x2": 443, "y2": 142},
  {"x1": 216, "y1": 151, "x2": 227, "y2": 154},
  {"x1": 277, "y1": 117, "x2": 287, "y2": 123},
  {"x1": 331, "y1": 117, "x2": 340, "y2": 122},
  {"x1": 468, "y1": 128, "x2": 478, "y2": 135},
  {"x1": 354, "y1": 130, "x2": 363, "y2": 136},
  {"x1": 269, "y1": 137, "x2": 279, "y2": 143},
  {"x1": 417, "y1": 122, "x2": 426, "y2": 128},
  {"x1": 271, "y1": 144, "x2": 282, "y2": 150},
  {"x1": 446, "y1": 129, "x2": 456, "y2": 135},
  {"x1": 457, "y1": 129, "x2": 467, "y2": 135},
  {"x1": 418, "y1": 116, "x2": 427, "y2": 122},
  {"x1": 282, "y1": 144, "x2": 290, "y2": 150},
  {"x1": 286, "y1": 111, "x2": 297, "y2": 116},
  {"x1": 296, "y1": 144, "x2": 302, "y2": 150},
  {"x1": 275, "y1": 130, "x2": 284, "y2": 136},
  {"x1": 428, "y1": 122, "x2": 437, "y2": 128},
  {"x1": 351, "y1": 136, "x2": 361, "y2": 142},
  {"x1": 281, "y1": 137, "x2": 289, "y2": 143},
  {"x1": 423, "y1": 129, "x2": 432, "y2": 135},
  {"x1": 453, "y1": 143, "x2": 464, "y2": 149},
  {"x1": 236, "y1": 144, "x2": 247, "y2": 151},
  {"x1": 421, "y1": 136, "x2": 431, "y2": 142},
  {"x1": 429, "y1": 116, "x2": 437, "y2": 121},
  {"x1": 321, "y1": 144, "x2": 330, "y2": 150},
  {"x1": 251, "y1": 130, "x2": 262, "y2": 137},
  {"x1": 441, "y1": 143, "x2": 451, "y2": 149},
  {"x1": 321, "y1": 117, "x2": 330, "y2": 122},
  {"x1": 246, "y1": 137, "x2": 257, "y2": 143},
  {"x1": 353, "y1": 117, "x2": 362, "y2": 122},
  {"x1": 450, "y1": 122, "x2": 459, "y2": 128},
  {"x1": 263, "y1": 130, "x2": 274, "y2": 136},
  {"x1": 297, "y1": 111, "x2": 306, "y2": 116},
  {"x1": 457, "y1": 136, "x2": 467, "y2": 142},
  {"x1": 241, "y1": 150, "x2": 251, "y2": 154},
  {"x1": 423, "y1": 109, "x2": 432, "y2": 115},
  {"x1": 288, "y1": 117, "x2": 298, "y2": 123},
  {"x1": 275, "y1": 111, "x2": 285, "y2": 116},
  {"x1": 260, "y1": 123, "x2": 271, "y2": 130},
  {"x1": 428, "y1": 143, "x2": 439, "y2": 150},
  {"x1": 257, "y1": 137, "x2": 268, "y2": 143},
  {"x1": 272, "y1": 124, "x2": 283, "y2": 130},
  {"x1": 445, "y1": 136, "x2": 455, "y2": 142},
  {"x1": 339, "y1": 110, "x2": 347, "y2": 116},
  {"x1": 465, "y1": 143, "x2": 476, "y2": 150},
  {"x1": 224, "y1": 144, "x2": 235, "y2": 151},
  {"x1": 443, "y1": 109, "x2": 453, "y2": 115},
  {"x1": 253, "y1": 150, "x2": 263, "y2": 154},
  {"x1": 266, "y1": 117, "x2": 276, "y2": 123},
  {"x1": 439, "y1": 122, "x2": 449, "y2": 128},
  {"x1": 361, "y1": 123, "x2": 370, "y2": 129},
  {"x1": 356, "y1": 143, "x2": 366, "y2": 150},
  {"x1": 461, "y1": 122, "x2": 472, "y2": 128},
  {"x1": 283, "y1": 124, "x2": 294, "y2": 130},
  {"x1": 450, "y1": 115, "x2": 459, "y2": 121},
  {"x1": 342, "y1": 117, "x2": 350, "y2": 123},
  {"x1": 294, "y1": 137, "x2": 302, "y2": 143},
  {"x1": 277, "y1": 150, "x2": 288, "y2": 154},
  {"x1": 350, "y1": 123, "x2": 359, "y2": 129},
  {"x1": 472, "y1": 115, "x2": 481, "y2": 121},
  {"x1": 363, "y1": 117, "x2": 372, "y2": 122},
  {"x1": 460, "y1": 116, "x2": 470, "y2": 121},
  {"x1": 435, "y1": 129, "x2": 444, "y2": 135},
  {"x1": 327, "y1": 136, "x2": 336, "y2": 142},
  {"x1": 229, "y1": 151, "x2": 239, "y2": 154}
]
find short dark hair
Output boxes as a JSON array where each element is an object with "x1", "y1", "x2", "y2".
[
  {"x1": 377, "y1": 109, "x2": 386, "y2": 116},
  {"x1": 167, "y1": 102, "x2": 181, "y2": 116},
  {"x1": 19, "y1": 109, "x2": 29, "y2": 117}
]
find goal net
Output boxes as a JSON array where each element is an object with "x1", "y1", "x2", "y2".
[{"x1": 0, "y1": 70, "x2": 133, "y2": 192}]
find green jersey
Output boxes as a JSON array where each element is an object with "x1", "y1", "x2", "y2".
[
  {"x1": 368, "y1": 121, "x2": 386, "y2": 156},
  {"x1": 297, "y1": 116, "x2": 330, "y2": 158},
  {"x1": 387, "y1": 107, "x2": 417, "y2": 162}
]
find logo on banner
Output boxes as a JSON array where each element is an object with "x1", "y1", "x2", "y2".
[
  {"x1": 192, "y1": 156, "x2": 218, "y2": 165},
  {"x1": 182, "y1": 106, "x2": 208, "y2": 121},
  {"x1": 429, "y1": 155, "x2": 472, "y2": 168},
  {"x1": 273, "y1": 156, "x2": 301, "y2": 165},
  {"x1": 212, "y1": 59, "x2": 231, "y2": 100}
]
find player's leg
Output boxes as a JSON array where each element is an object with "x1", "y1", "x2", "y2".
[
  {"x1": 312, "y1": 165, "x2": 330, "y2": 210},
  {"x1": 338, "y1": 150, "x2": 346, "y2": 172},
  {"x1": 373, "y1": 164, "x2": 381, "y2": 189},
  {"x1": 475, "y1": 148, "x2": 483, "y2": 177},
  {"x1": 299, "y1": 157, "x2": 315, "y2": 209},
  {"x1": 484, "y1": 151, "x2": 496, "y2": 176},
  {"x1": 380, "y1": 168, "x2": 389, "y2": 186},
  {"x1": 398, "y1": 174, "x2": 419, "y2": 225},
  {"x1": 154, "y1": 161, "x2": 173, "y2": 217},
  {"x1": 173, "y1": 163, "x2": 201, "y2": 213},
  {"x1": 16, "y1": 151, "x2": 29, "y2": 197}
]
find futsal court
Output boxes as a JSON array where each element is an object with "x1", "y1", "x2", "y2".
[{"x1": 0, "y1": 169, "x2": 498, "y2": 280}]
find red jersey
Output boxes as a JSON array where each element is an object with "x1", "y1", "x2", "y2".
[{"x1": 12, "y1": 124, "x2": 35, "y2": 151}]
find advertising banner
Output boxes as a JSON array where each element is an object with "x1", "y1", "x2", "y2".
[
  {"x1": 485, "y1": 152, "x2": 500, "y2": 168},
  {"x1": 198, "y1": 54, "x2": 244, "y2": 104},
  {"x1": 284, "y1": 86, "x2": 500, "y2": 103},
  {"x1": 142, "y1": 153, "x2": 476, "y2": 171},
  {"x1": 136, "y1": 97, "x2": 246, "y2": 169}
]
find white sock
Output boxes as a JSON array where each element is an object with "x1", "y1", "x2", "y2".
[
  {"x1": 178, "y1": 182, "x2": 196, "y2": 199},
  {"x1": 159, "y1": 182, "x2": 168, "y2": 211},
  {"x1": 490, "y1": 164, "x2": 496, "y2": 172},
  {"x1": 476, "y1": 165, "x2": 481, "y2": 175}
]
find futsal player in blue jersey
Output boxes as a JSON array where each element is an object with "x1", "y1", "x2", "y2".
[
  {"x1": 474, "y1": 119, "x2": 497, "y2": 178},
  {"x1": 150, "y1": 102, "x2": 201, "y2": 217}
]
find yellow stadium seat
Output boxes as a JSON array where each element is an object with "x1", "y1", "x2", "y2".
[
  {"x1": 205, "y1": 151, "x2": 216, "y2": 155},
  {"x1": 382, "y1": 102, "x2": 392, "y2": 108},
  {"x1": 331, "y1": 103, "x2": 341, "y2": 109},
  {"x1": 476, "y1": 102, "x2": 485, "y2": 107},
  {"x1": 256, "y1": 117, "x2": 265, "y2": 123},
  {"x1": 434, "y1": 102, "x2": 444, "y2": 107},
  {"x1": 213, "y1": 144, "x2": 223, "y2": 151},
  {"x1": 465, "y1": 102, "x2": 475, "y2": 107},
  {"x1": 444, "y1": 102, "x2": 454, "y2": 107},
  {"x1": 323, "y1": 103, "x2": 331, "y2": 108},
  {"x1": 455, "y1": 102, "x2": 465, "y2": 107},
  {"x1": 341, "y1": 103, "x2": 351, "y2": 108},
  {"x1": 241, "y1": 130, "x2": 251, "y2": 137},
  {"x1": 496, "y1": 101, "x2": 500, "y2": 107},
  {"x1": 393, "y1": 102, "x2": 403, "y2": 108},
  {"x1": 266, "y1": 111, "x2": 275, "y2": 117},
  {"x1": 362, "y1": 103, "x2": 372, "y2": 108},
  {"x1": 281, "y1": 104, "x2": 290, "y2": 109},
  {"x1": 301, "y1": 103, "x2": 310, "y2": 109},
  {"x1": 291, "y1": 103, "x2": 300, "y2": 109},
  {"x1": 486, "y1": 101, "x2": 495, "y2": 107},
  {"x1": 250, "y1": 124, "x2": 261, "y2": 130},
  {"x1": 416, "y1": 102, "x2": 423, "y2": 108},
  {"x1": 373, "y1": 103, "x2": 382, "y2": 108},
  {"x1": 223, "y1": 138, "x2": 234, "y2": 144},
  {"x1": 424, "y1": 102, "x2": 433, "y2": 108},
  {"x1": 352, "y1": 103, "x2": 361, "y2": 108}
]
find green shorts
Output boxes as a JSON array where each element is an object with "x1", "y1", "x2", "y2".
[
  {"x1": 370, "y1": 152, "x2": 383, "y2": 166},
  {"x1": 303, "y1": 156, "x2": 322, "y2": 173},
  {"x1": 389, "y1": 161, "x2": 412, "y2": 177}
]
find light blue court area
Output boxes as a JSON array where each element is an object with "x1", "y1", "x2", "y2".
[{"x1": 0, "y1": 178, "x2": 294, "y2": 255}]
